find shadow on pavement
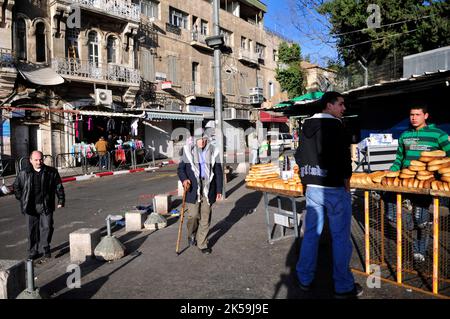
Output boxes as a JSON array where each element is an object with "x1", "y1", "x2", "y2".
[
  {"x1": 208, "y1": 191, "x2": 262, "y2": 248},
  {"x1": 272, "y1": 218, "x2": 336, "y2": 299}
]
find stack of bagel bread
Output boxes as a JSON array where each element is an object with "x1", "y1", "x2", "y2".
[
  {"x1": 350, "y1": 150, "x2": 450, "y2": 191},
  {"x1": 246, "y1": 163, "x2": 303, "y2": 193}
]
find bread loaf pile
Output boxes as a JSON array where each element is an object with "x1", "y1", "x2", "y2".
[
  {"x1": 246, "y1": 163, "x2": 303, "y2": 193},
  {"x1": 350, "y1": 150, "x2": 450, "y2": 191}
]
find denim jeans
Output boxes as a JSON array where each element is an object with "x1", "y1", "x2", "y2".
[
  {"x1": 384, "y1": 193, "x2": 431, "y2": 256},
  {"x1": 296, "y1": 186, "x2": 355, "y2": 293}
]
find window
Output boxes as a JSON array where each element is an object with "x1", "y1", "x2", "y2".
[
  {"x1": 220, "y1": 28, "x2": 232, "y2": 47},
  {"x1": 107, "y1": 36, "x2": 117, "y2": 64},
  {"x1": 66, "y1": 28, "x2": 79, "y2": 59},
  {"x1": 88, "y1": 31, "x2": 99, "y2": 66},
  {"x1": 169, "y1": 7, "x2": 188, "y2": 29},
  {"x1": 35, "y1": 22, "x2": 46, "y2": 62},
  {"x1": 273, "y1": 49, "x2": 277, "y2": 62},
  {"x1": 140, "y1": 49, "x2": 155, "y2": 82},
  {"x1": 268, "y1": 81, "x2": 274, "y2": 98},
  {"x1": 256, "y1": 43, "x2": 265, "y2": 59},
  {"x1": 141, "y1": 0, "x2": 159, "y2": 19},
  {"x1": 200, "y1": 20, "x2": 208, "y2": 36},
  {"x1": 240, "y1": 36, "x2": 246, "y2": 50},
  {"x1": 16, "y1": 19, "x2": 27, "y2": 60}
]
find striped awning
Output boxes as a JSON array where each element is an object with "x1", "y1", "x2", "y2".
[{"x1": 145, "y1": 111, "x2": 203, "y2": 121}]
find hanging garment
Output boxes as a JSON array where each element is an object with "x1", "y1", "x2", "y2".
[
  {"x1": 119, "y1": 120, "x2": 126, "y2": 135},
  {"x1": 115, "y1": 148, "x2": 126, "y2": 162},
  {"x1": 87, "y1": 117, "x2": 93, "y2": 131},
  {"x1": 107, "y1": 118, "x2": 116, "y2": 131},
  {"x1": 131, "y1": 119, "x2": 138, "y2": 136},
  {"x1": 75, "y1": 115, "x2": 79, "y2": 139}
]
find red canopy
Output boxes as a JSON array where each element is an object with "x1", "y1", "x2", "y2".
[{"x1": 259, "y1": 111, "x2": 288, "y2": 123}]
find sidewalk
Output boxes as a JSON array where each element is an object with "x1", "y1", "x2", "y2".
[{"x1": 28, "y1": 174, "x2": 438, "y2": 299}]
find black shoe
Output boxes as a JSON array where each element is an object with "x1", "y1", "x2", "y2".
[
  {"x1": 188, "y1": 235, "x2": 197, "y2": 247},
  {"x1": 43, "y1": 247, "x2": 51, "y2": 258},
  {"x1": 200, "y1": 247, "x2": 212, "y2": 254},
  {"x1": 297, "y1": 280, "x2": 312, "y2": 292},
  {"x1": 334, "y1": 283, "x2": 363, "y2": 299},
  {"x1": 28, "y1": 252, "x2": 39, "y2": 260}
]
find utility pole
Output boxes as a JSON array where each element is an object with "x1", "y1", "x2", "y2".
[{"x1": 206, "y1": 0, "x2": 226, "y2": 199}]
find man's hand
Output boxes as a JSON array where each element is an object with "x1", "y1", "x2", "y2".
[
  {"x1": 57, "y1": 204, "x2": 63, "y2": 209},
  {"x1": 216, "y1": 193, "x2": 223, "y2": 201},
  {"x1": 182, "y1": 180, "x2": 191, "y2": 191}
]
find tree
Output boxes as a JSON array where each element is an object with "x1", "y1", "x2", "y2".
[
  {"x1": 291, "y1": 0, "x2": 450, "y2": 66},
  {"x1": 275, "y1": 42, "x2": 305, "y2": 98}
]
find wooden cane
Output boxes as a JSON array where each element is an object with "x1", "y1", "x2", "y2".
[{"x1": 176, "y1": 188, "x2": 187, "y2": 254}]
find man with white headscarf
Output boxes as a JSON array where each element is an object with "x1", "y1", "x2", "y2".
[{"x1": 177, "y1": 128, "x2": 223, "y2": 254}]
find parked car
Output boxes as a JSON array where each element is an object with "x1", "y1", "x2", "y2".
[{"x1": 267, "y1": 131, "x2": 294, "y2": 152}]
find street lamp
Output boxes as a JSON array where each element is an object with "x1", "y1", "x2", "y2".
[{"x1": 206, "y1": 0, "x2": 226, "y2": 200}]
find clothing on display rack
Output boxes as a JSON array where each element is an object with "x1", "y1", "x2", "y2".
[
  {"x1": 87, "y1": 117, "x2": 93, "y2": 131},
  {"x1": 107, "y1": 118, "x2": 116, "y2": 132},
  {"x1": 131, "y1": 119, "x2": 138, "y2": 137}
]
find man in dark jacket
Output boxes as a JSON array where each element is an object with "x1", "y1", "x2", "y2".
[
  {"x1": 177, "y1": 128, "x2": 223, "y2": 254},
  {"x1": 294, "y1": 91, "x2": 362, "y2": 298},
  {"x1": 13, "y1": 151, "x2": 65, "y2": 260}
]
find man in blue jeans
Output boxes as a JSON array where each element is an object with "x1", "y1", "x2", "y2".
[{"x1": 294, "y1": 91, "x2": 362, "y2": 298}]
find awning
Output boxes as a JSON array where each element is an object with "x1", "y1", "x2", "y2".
[
  {"x1": 146, "y1": 111, "x2": 203, "y2": 121},
  {"x1": 17, "y1": 63, "x2": 64, "y2": 86},
  {"x1": 78, "y1": 110, "x2": 145, "y2": 118},
  {"x1": 273, "y1": 100, "x2": 294, "y2": 109},
  {"x1": 292, "y1": 91, "x2": 324, "y2": 105},
  {"x1": 260, "y1": 111, "x2": 288, "y2": 123}
]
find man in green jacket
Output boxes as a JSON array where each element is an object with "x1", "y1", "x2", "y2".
[{"x1": 386, "y1": 105, "x2": 450, "y2": 266}]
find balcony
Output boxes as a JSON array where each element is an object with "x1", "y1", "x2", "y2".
[
  {"x1": 62, "y1": 0, "x2": 140, "y2": 22},
  {"x1": 238, "y1": 49, "x2": 258, "y2": 65},
  {"x1": 51, "y1": 58, "x2": 140, "y2": 86},
  {"x1": 182, "y1": 81, "x2": 214, "y2": 98},
  {"x1": 190, "y1": 32, "x2": 213, "y2": 51}
]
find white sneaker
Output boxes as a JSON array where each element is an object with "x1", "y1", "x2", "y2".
[{"x1": 414, "y1": 253, "x2": 425, "y2": 262}]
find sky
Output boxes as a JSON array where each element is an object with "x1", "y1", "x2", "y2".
[{"x1": 262, "y1": 0, "x2": 338, "y2": 66}]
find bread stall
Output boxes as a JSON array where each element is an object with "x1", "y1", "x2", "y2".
[
  {"x1": 245, "y1": 162, "x2": 304, "y2": 243},
  {"x1": 348, "y1": 150, "x2": 450, "y2": 296}
]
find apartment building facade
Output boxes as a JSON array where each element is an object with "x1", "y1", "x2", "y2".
[
  {"x1": 137, "y1": 0, "x2": 289, "y2": 159},
  {"x1": 0, "y1": 0, "x2": 290, "y2": 163}
]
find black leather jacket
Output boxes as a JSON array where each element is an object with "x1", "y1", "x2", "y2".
[{"x1": 13, "y1": 165, "x2": 65, "y2": 215}]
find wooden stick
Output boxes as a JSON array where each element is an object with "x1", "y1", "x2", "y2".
[{"x1": 176, "y1": 189, "x2": 187, "y2": 254}]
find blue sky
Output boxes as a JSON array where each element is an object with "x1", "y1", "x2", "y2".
[{"x1": 263, "y1": 0, "x2": 338, "y2": 66}]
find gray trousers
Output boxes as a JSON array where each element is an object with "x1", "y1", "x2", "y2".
[
  {"x1": 186, "y1": 195, "x2": 212, "y2": 249},
  {"x1": 26, "y1": 211, "x2": 54, "y2": 254}
]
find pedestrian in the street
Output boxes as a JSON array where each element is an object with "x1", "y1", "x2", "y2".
[
  {"x1": 13, "y1": 150, "x2": 65, "y2": 260},
  {"x1": 294, "y1": 91, "x2": 362, "y2": 298},
  {"x1": 95, "y1": 136, "x2": 109, "y2": 168},
  {"x1": 177, "y1": 128, "x2": 223, "y2": 254},
  {"x1": 248, "y1": 130, "x2": 259, "y2": 165},
  {"x1": 384, "y1": 105, "x2": 450, "y2": 265}
]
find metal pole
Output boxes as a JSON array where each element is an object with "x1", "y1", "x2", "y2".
[
  {"x1": 106, "y1": 216, "x2": 112, "y2": 237},
  {"x1": 26, "y1": 259, "x2": 35, "y2": 293},
  {"x1": 212, "y1": 0, "x2": 226, "y2": 199},
  {"x1": 151, "y1": 140, "x2": 155, "y2": 168}
]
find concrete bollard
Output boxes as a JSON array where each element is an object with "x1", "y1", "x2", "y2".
[
  {"x1": 16, "y1": 259, "x2": 46, "y2": 299},
  {"x1": 94, "y1": 215, "x2": 125, "y2": 262},
  {"x1": 154, "y1": 194, "x2": 171, "y2": 215},
  {"x1": 125, "y1": 210, "x2": 146, "y2": 232},
  {"x1": 69, "y1": 228, "x2": 101, "y2": 263},
  {"x1": 236, "y1": 162, "x2": 249, "y2": 174},
  {"x1": 0, "y1": 260, "x2": 26, "y2": 299}
]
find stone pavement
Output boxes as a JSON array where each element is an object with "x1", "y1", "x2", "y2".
[{"x1": 22, "y1": 174, "x2": 443, "y2": 300}]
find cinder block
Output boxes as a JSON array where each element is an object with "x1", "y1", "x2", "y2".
[
  {"x1": 69, "y1": 228, "x2": 101, "y2": 263},
  {"x1": 125, "y1": 210, "x2": 146, "y2": 232},
  {"x1": 154, "y1": 194, "x2": 171, "y2": 215},
  {"x1": 0, "y1": 260, "x2": 26, "y2": 299}
]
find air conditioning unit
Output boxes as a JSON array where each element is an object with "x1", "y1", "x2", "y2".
[
  {"x1": 223, "y1": 108, "x2": 236, "y2": 120},
  {"x1": 207, "y1": 87, "x2": 215, "y2": 95},
  {"x1": 249, "y1": 87, "x2": 263, "y2": 96},
  {"x1": 249, "y1": 95, "x2": 264, "y2": 104},
  {"x1": 95, "y1": 89, "x2": 113, "y2": 106}
]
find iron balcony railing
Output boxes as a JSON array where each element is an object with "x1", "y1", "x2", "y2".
[
  {"x1": 64, "y1": 0, "x2": 140, "y2": 22},
  {"x1": 181, "y1": 81, "x2": 213, "y2": 97},
  {"x1": 51, "y1": 58, "x2": 140, "y2": 85},
  {"x1": 191, "y1": 31, "x2": 208, "y2": 44}
]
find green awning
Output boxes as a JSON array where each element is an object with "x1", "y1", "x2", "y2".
[
  {"x1": 292, "y1": 91, "x2": 324, "y2": 104},
  {"x1": 273, "y1": 101, "x2": 293, "y2": 109}
]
